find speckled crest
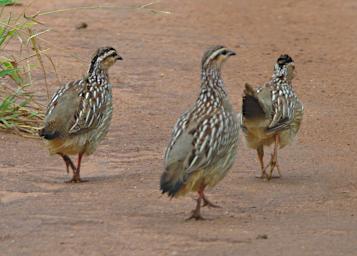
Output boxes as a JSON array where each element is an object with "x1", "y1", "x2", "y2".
[
  {"x1": 89, "y1": 47, "x2": 119, "y2": 73},
  {"x1": 93, "y1": 47, "x2": 117, "y2": 60},
  {"x1": 277, "y1": 54, "x2": 294, "y2": 67},
  {"x1": 201, "y1": 45, "x2": 226, "y2": 67},
  {"x1": 273, "y1": 54, "x2": 294, "y2": 80}
]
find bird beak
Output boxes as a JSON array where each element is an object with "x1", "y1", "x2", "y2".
[
  {"x1": 115, "y1": 55, "x2": 123, "y2": 61},
  {"x1": 227, "y1": 50, "x2": 236, "y2": 56}
]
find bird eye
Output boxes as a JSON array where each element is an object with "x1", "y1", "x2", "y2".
[{"x1": 221, "y1": 50, "x2": 228, "y2": 55}]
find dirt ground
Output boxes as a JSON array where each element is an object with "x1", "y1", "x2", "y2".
[{"x1": 1, "y1": 0, "x2": 357, "y2": 255}]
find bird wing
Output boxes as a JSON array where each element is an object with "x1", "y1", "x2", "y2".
[
  {"x1": 68, "y1": 80, "x2": 111, "y2": 135},
  {"x1": 266, "y1": 90, "x2": 295, "y2": 133},
  {"x1": 46, "y1": 79, "x2": 110, "y2": 135},
  {"x1": 164, "y1": 110, "x2": 192, "y2": 166},
  {"x1": 165, "y1": 107, "x2": 229, "y2": 177},
  {"x1": 42, "y1": 81, "x2": 82, "y2": 138},
  {"x1": 46, "y1": 80, "x2": 79, "y2": 116}
]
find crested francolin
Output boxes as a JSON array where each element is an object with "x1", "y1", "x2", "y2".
[
  {"x1": 161, "y1": 45, "x2": 240, "y2": 220},
  {"x1": 241, "y1": 54, "x2": 303, "y2": 180},
  {"x1": 39, "y1": 47, "x2": 122, "y2": 182}
]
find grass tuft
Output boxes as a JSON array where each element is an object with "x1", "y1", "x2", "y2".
[
  {"x1": 0, "y1": 0, "x2": 21, "y2": 7},
  {"x1": 0, "y1": 7, "x2": 46, "y2": 138}
]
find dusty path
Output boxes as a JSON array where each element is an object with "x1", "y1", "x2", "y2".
[{"x1": 1, "y1": 0, "x2": 357, "y2": 255}]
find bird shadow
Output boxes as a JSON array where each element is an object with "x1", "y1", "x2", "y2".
[{"x1": 248, "y1": 173, "x2": 314, "y2": 186}]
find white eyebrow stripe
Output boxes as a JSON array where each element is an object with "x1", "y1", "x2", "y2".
[
  {"x1": 204, "y1": 48, "x2": 225, "y2": 66},
  {"x1": 95, "y1": 50, "x2": 116, "y2": 63},
  {"x1": 102, "y1": 50, "x2": 116, "y2": 59}
]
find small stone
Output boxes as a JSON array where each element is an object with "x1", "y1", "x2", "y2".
[
  {"x1": 256, "y1": 234, "x2": 268, "y2": 240},
  {"x1": 76, "y1": 22, "x2": 88, "y2": 30}
]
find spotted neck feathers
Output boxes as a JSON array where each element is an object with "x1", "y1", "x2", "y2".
[
  {"x1": 87, "y1": 62, "x2": 109, "y2": 85},
  {"x1": 270, "y1": 66, "x2": 296, "y2": 102},
  {"x1": 200, "y1": 64, "x2": 227, "y2": 100}
]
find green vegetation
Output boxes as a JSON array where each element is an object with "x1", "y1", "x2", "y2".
[
  {"x1": 0, "y1": 8, "x2": 46, "y2": 137},
  {"x1": 0, "y1": 0, "x2": 20, "y2": 7}
]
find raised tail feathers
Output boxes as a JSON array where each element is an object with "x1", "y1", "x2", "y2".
[
  {"x1": 243, "y1": 82, "x2": 256, "y2": 96},
  {"x1": 242, "y1": 83, "x2": 266, "y2": 119}
]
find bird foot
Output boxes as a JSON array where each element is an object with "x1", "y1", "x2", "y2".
[
  {"x1": 202, "y1": 197, "x2": 221, "y2": 208},
  {"x1": 255, "y1": 170, "x2": 268, "y2": 179},
  {"x1": 264, "y1": 158, "x2": 281, "y2": 181},
  {"x1": 186, "y1": 210, "x2": 205, "y2": 221},
  {"x1": 65, "y1": 175, "x2": 87, "y2": 183}
]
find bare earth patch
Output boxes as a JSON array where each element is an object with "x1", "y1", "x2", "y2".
[{"x1": 1, "y1": 0, "x2": 357, "y2": 255}]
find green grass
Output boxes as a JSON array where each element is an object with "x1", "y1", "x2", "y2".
[
  {"x1": 0, "y1": 8, "x2": 46, "y2": 138},
  {"x1": 0, "y1": 0, "x2": 19, "y2": 6}
]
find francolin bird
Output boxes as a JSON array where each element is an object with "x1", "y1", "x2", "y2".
[
  {"x1": 39, "y1": 47, "x2": 122, "y2": 182},
  {"x1": 161, "y1": 46, "x2": 240, "y2": 220},
  {"x1": 241, "y1": 54, "x2": 303, "y2": 180}
]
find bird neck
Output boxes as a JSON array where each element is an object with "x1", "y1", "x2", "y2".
[
  {"x1": 87, "y1": 63, "x2": 109, "y2": 84},
  {"x1": 272, "y1": 74, "x2": 292, "y2": 87},
  {"x1": 200, "y1": 66, "x2": 227, "y2": 99},
  {"x1": 271, "y1": 75, "x2": 295, "y2": 97}
]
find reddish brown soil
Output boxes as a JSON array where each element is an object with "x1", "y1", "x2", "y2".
[{"x1": 1, "y1": 0, "x2": 357, "y2": 255}]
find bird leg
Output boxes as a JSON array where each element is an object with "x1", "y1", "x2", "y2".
[
  {"x1": 186, "y1": 186, "x2": 221, "y2": 220},
  {"x1": 186, "y1": 196, "x2": 204, "y2": 221},
  {"x1": 59, "y1": 154, "x2": 76, "y2": 174},
  {"x1": 66, "y1": 153, "x2": 87, "y2": 183},
  {"x1": 186, "y1": 187, "x2": 207, "y2": 220},
  {"x1": 265, "y1": 134, "x2": 281, "y2": 180},
  {"x1": 255, "y1": 145, "x2": 267, "y2": 179},
  {"x1": 201, "y1": 190, "x2": 221, "y2": 208}
]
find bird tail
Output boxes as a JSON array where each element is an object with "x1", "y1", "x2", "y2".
[
  {"x1": 160, "y1": 161, "x2": 186, "y2": 198},
  {"x1": 38, "y1": 126, "x2": 60, "y2": 140},
  {"x1": 242, "y1": 83, "x2": 266, "y2": 119}
]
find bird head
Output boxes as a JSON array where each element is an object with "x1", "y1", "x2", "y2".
[
  {"x1": 273, "y1": 54, "x2": 295, "y2": 82},
  {"x1": 201, "y1": 45, "x2": 236, "y2": 70},
  {"x1": 89, "y1": 47, "x2": 123, "y2": 73}
]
